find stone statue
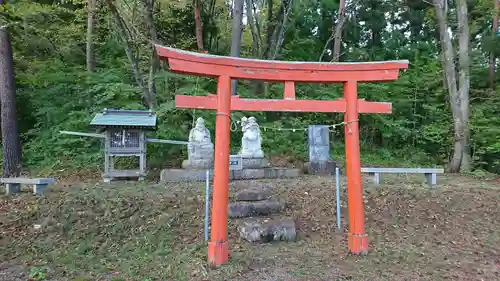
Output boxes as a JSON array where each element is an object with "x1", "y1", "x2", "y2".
[
  {"x1": 239, "y1": 116, "x2": 264, "y2": 158},
  {"x1": 187, "y1": 117, "x2": 214, "y2": 161}
]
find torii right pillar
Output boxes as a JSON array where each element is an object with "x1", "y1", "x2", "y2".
[{"x1": 344, "y1": 80, "x2": 366, "y2": 252}]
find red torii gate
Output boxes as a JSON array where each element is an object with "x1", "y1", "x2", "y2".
[{"x1": 156, "y1": 45, "x2": 408, "y2": 265}]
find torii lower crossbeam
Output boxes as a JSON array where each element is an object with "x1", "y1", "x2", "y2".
[
  {"x1": 155, "y1": 45, "x2": 409, "y2": 266},
  {"x1": 175, "y1": 94, "x2": 392, "y2": 114}
]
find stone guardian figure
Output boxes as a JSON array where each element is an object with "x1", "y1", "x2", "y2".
[
  {"x1": 239, "y1": 116, "x2": 264, "y2": 158},
  {"x1": 182, "y1": 117, "x2": 214, "y2": 169}
]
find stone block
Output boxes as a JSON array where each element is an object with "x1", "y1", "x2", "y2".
[
  {"x1": 241, "y1": 157, "x2": 269, "y2": 169},
  {"x1": 230, "y1": 168, "x2": 301, "y2": 180},
  {"x1": 235, "y1": 188, "x2": 271, "y2": 201},
  {"x1": 228, "y1": 200, "x2": 284, "y2": 218},
  {"x1": 239, "y1": 219, "x2": 297, "y2": 242},
  {"x1": 230, "y1": 180, "x2": 273, "y2": 188},
  {"x1": 305, "y1": 161, "x2": 338, "y2": 175},
  {"x1": 181, "y1": 159, "x2": 214, "y2": 169}
]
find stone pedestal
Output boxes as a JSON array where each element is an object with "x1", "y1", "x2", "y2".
[{"x1": 160, "y1": 167, "x2": 300, "y2": 182}]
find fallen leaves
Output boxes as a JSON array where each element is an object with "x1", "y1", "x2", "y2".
[{"x1": 0, "y1": 175, "x2": 499, "y2": 280}]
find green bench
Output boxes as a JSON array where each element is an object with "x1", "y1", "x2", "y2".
[{"x1": 1, "y1": 177, "x2": 56, "y2": 195}]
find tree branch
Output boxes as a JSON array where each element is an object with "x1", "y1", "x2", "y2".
[
  {"x1": 270, "y1": 0, "x2": 294, "y2": 60},
  {"x1": 105, "y1": 0, "x2": 153, "y2": 108},
  {"x1": 245, "y1": 0, "x2": 260, "y2": 57}
]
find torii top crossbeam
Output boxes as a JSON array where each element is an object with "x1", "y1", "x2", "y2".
[
  {"x1": 156, "y1": 46, "x2": 406, "y2": 82},
  {"x1": 155, "y1": 44, "x2": 408, "y2": 266}
]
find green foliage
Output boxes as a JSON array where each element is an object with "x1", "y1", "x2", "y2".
[
  {"x1": 29, "y1": 267, "x2": 48, "y2": 280},
  {"x1": 5, "y1": 0, "x2": 500, "y2": 174}
]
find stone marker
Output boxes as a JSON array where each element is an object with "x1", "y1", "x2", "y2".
[
  {"x1": 235, "y1": 188, "x2": 270, "y2": 201},
  {"x1": 182, "y1": 117, "x2": 214, "y2": 169},
  {"x1": 307, "y1": 125, "x2": 337, "y2": 175},
  {"x1": 228, "y1": 200, "x2": 284, "y2": 218},
  {"x1": 239, "y1": 219, "x2": 297, "y2": 242}
]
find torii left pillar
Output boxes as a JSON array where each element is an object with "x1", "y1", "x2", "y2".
[{"x1": 155, "y1": 45, "x2": 409, "y2": 265}]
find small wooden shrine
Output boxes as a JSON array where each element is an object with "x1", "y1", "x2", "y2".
[
  {"x1": 90, "y1": 109, "x2": 156, "y2": 182},
  {"x1": 61, "y1": 108, "x2": 188, "y2": 182}
]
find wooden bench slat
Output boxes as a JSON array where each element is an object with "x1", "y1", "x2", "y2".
[{"x1": 0, "y1": 178, "x2": 56, "y2": 185}]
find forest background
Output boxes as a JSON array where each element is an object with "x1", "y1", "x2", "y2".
[{"x1": 0, "y1": 0, "x2": 499, "y2": 177}]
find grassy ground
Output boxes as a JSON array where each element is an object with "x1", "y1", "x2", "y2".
[{"x1": 1, "y1": 173, "x2": 500, "y2": 281}]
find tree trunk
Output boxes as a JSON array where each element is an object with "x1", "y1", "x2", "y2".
[
  {"x1": 230, "y1": 0, "x2": 244, "y2": 95},
  {"x1": 207, "y1": 0, "x2": 216, "y2": 49},
  {"x1": 456, "y1": 0, "x2": 471, "y2": 171},
  {"x1": 490, "y1": 0, "x2": 499, "y2": 89},
  {"x1": 263, "y1": 0, "x2": 274, "y2": 59},
  {"x1": 194, "y1": 0, "x2": 204, "y2": 51},
  {"x1": 0, "y1": 0, "x2": 21, "y2": 177},
  {"x1": 145, "y1": 0, "x2": 158, "y2": 110},
  {"x1": 369, "y1": 1, "x2": 383, "y2": 48},
  {"x1": 434, "y1": 0, "x2": 464, "y2": 173},
  {"x1": 267, "y1": 0, "x2": 285, "y2": 59},
  {"x1": 86, "y1": 0, "x2": 97, "y2": 72},
  {"x1": 245, "y1": 0, "x2": 263, "y2": 94},
  {"x1": 252, "y1": 0, "x2": 264, "y2": 51},
  {"x1": 332, "y1": 0, "x2": 346, "y2": 62}
]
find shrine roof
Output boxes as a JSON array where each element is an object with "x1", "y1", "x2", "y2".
[{"x1": 90, "y1": 109, "x2": 157, "y2": 129}]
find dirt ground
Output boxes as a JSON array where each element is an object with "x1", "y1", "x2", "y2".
[{"x1": 1, "y1": 173, "x2": 500, "y2": 281}]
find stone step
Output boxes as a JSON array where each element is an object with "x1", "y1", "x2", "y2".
[
  {"x1": 228, "y1": 200, "x2": 284, "y2": 218},
  {"x1": 238, "y1": 219, "x2": 297, "y2": 242},
  {"x1": 230, "y1": 180, "x2": 273, "y2": 189},
  {"x1": 235, "y1": 188, "x2": 271, "y2": 201}
]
